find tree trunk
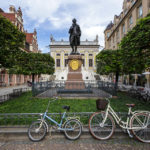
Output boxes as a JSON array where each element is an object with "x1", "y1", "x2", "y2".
[
  {"x1": 32, "y1": 73, "x2": 35, "y2": 96},
  {"x1": 115, "y1": 71, "x2": 119, "y2": 91},
  {"x1": 32, "y1": 73, "x2": 35, "y2": 84}
]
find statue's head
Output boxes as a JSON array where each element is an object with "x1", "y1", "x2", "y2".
[{"x1": 72, "y1": 18, "x2": 77, "y2": 24}]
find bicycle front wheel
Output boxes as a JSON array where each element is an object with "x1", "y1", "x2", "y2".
[
  {"x1": 130, "y1": 113, "x2": 150, "y2": 143},
  {"x1": 28, "y1": 121, "x2": 47, "y2": 142},
  {"x1": 89, "y1": 112, "x2": 115, "y2": 140},
  {"x1": 64, "y1": 119, "x2": 82, "y2": 140}
]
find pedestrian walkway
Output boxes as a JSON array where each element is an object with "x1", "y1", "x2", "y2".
[
  {"x1": 0, "y1": 84, "x2": 30, "y2": 96},
  {"x1": 0, "y1": 133, "x2": 149, "y2": 150}
]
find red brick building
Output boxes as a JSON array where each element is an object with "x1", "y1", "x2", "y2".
[{"x1": 0, "y1": 5, "x2": 40, "y2": 87}]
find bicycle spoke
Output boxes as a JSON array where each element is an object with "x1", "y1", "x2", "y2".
[
  {"x1": 64, "y1": 119, "x2": 82, "y2": 140},
  {"x1": 89, "y1": 112, "x2": 115, "y2": 140},
  {"x1": 131, "y1": 113, "x2": 150, "y2": 143},
  {"x1": 28, "y1": 121, "x2": 47, "y2": 142}
]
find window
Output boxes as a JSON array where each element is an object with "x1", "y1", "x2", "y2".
[
  {"x1": 17, "y1": 75, "x2": 21, "y2": 83},
  {"x1": 56, "y1": 53, "x2": 60, "y2": 56},
  {"x1": 113, "y1": 35, "x2": 115, "y2": 43},
  {"x1": 124, "y1": 9, "x2": 127, "y2": 15},
  {"x1": 65, "y1": 53, "x2": 68, "y2": 56},
  {"x1": 107, "y1": 32, "x2": 110, "y2": 38},
  {"x1": 9, "y1": 74, "x2": 13, "y2": 82},
  {"x1": 116, "y1": 30, "x2": 119, "y2": 40},
  {"x1": 0, "y1": 74, "x2": 5, "y2": 82},
  {"x1": 129, "y1": 15, "x2": 133, "y2": 26},
  {"x1": 89, "y1": 59, "x2": 93, "y2": 67},
  {"x1": 122, "y1": 24, "x2": 125, "y2": 34},
  {"x1": 64, "y1": 59, "x2": 68, "y2": 67},
  {"x1": 82, "y1": 59, "x2": 85, "y2": 67},
  {"x1": 56, "y1": 59, "x2": 60, "y2": 67},
  {"x1": 138, "y1": 4, "x2": 143, "y2": 18},
  {"x1": 131, "y1": 0, "x2": 135, "y2": 6},
  {"x1": 89, "y1": 54, "x2": 93, "y2": 56}
]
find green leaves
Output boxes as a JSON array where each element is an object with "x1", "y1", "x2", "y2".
[
  {"x1": 96, "y1": 49, "x2": 122, "y2": 75},
  {"x1": 0, "y1": 15, "x2": 55, "y2": 80},
  {"x1": 13, "y1": 52, "x2": 55, "y2": 76},
  {"x1": 0, "y1": 15, "x2": 25, "y2": 68},
  {"x1": 119, "y1": 13, "x2": 150, "y2": 74}
]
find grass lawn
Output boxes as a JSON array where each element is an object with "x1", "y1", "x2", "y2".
[{"x1": 0, "y1": 91, "x2": 150, "y2": 113}]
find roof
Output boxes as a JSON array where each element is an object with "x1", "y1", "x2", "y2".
[
  {"x1": 50, "y1": 41, "x2": 99, "y2": 46},
  {"x1": 105, "y1": 22, "x2": 114, "y2": 31},
  {"x1": 0, "y1": 8, "x2": 4, "y2": 12},
  {"x1": 0, "y1": 12, "x2": 15, "y2": 22},
  {"x1": 25, "y1": 33, "x2": 34, "y2": 44}
]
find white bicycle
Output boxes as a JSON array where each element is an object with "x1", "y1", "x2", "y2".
[{"x1": 89, "y1": 98, "x2": 150, "y2": 143}]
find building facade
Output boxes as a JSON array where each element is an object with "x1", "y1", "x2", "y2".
[
  {"x1": 104, "y1": 0, "x2": 150, "y2": 50},
  {"x1": 0, "y1": 5, "x2": 40, "y2": 87},
  {"x1": 104, "y1": 0, "x2": 150, "y2": 87},
  {"x1": 0, "y1": 5, "x2": 40, "y2": 53},
  {"x1": 50, "y1": 35, "x2": 99, "y2": 81},
  {"x1": 25, "y1": 29, "x2": 40, "y2": 53}
]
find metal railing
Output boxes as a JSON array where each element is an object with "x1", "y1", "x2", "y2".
[
  {"x1": 0, "y1": 87, "x2": 31, "y2": 103},
  {"x1": 0, "y1": 112, "x2": 126, "y2": 127},
  {"x1": 32, "y1": 80, "x2": 117, "y2": 97},
  {"x1": 97, "y1": 81, "x2": 117, "y2": 96}
]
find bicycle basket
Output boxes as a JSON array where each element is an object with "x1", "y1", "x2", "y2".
[{"x1": 96, "y1": 99, "x2": 108, "y2": 110}]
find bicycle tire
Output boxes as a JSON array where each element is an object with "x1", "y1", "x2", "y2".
[
  {"x1": 130, "y1": 112, "x2": 150, "y2": 143},
  {"x1": 64, "y1": 119, "x2": 82, "y2": 140},
  {"x1": 89, "y1": 112, "x2": 115, "y2": 140},
  {"x1": 28, "y1": 121, "x2": 47, "y2": 142}
]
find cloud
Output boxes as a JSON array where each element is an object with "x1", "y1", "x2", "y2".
[{"x1": 0, "y1": 0, "x2": 124, "y2": 51}]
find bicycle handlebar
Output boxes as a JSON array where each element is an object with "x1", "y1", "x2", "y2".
[
  {"x1": 46, "y1": 97, "x2": 59, "y2": 112},
  {"x1": 105, "y1": 94, "x2": 112, "y2": 103}
]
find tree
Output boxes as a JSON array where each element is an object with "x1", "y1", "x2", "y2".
[
  {"x1": 0, "y1": 15, "x2": 55, "y2": 83},
  {"x1": 0, "y1": 15, "x2": 25, "y2": 68},
  {"x1": 96, "y1": 49, "x2": 122, "y2": 89},
  {"x1": 120, "y1": 13, "x2": 150, "y2": 74},
  {"x1": 10, "y1": 52, "x2": 55, "y2": 83}
]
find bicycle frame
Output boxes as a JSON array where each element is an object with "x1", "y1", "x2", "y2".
[
  {"x1": 102, "y1": 103, "x2": 150, "y2": 130},
  {"x1": 40, "y1": 111, "x2": 74, "y2": 131}
]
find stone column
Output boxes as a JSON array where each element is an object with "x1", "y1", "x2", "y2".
[
  {"x1": 61, "y1": 51, "x2": 64, "y2": 69},
  {"x1": 85, "y1": 52, "x2": 89, "y2": 70}
]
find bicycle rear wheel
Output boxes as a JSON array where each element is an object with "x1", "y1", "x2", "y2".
[
  {"x1": 130, "y1": 113, "x2": 150, "y2": 143},
  {"x1": 89, "y1": 112, "x2": 115, "y2": 140},
  {"x1": 64, "y1": 119, "x2": 82, "y2": 140},
  {"x1": 28, "y1": 121, "x2": 47, "y2": 142}
]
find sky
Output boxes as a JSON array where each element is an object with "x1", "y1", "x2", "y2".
[{"x1": 0, "y1": 0, "x2": 124, "y2": 53}]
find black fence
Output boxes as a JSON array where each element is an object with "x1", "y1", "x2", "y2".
[
  {"x1": 32, "y1": 80, "x2": 117, "y2": 97},
  {"x1": 0, "y1": 112, "x2": 126, "y2": 127},
  {"x1": 0, "y1": 87, "x2": 31, "y2": 103},
  {"x1": 0, "y1": 112, "x2": 93, "y2": 127},
  {"x1": 97, "y1": 81, "x2": 117, "y2": 96}
]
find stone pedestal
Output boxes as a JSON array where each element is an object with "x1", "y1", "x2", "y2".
[{"x1": 65, "y1": 55, "x2": 85, "y2": 90}]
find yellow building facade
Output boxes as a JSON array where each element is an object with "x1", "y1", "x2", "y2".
[{"x1": 50, "y1": 36, "x2": 99, "y2": 81}]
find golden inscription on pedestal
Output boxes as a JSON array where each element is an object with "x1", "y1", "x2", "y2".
[{"x1": 70, "y1": 59, "x2": 79, "y2": 71}]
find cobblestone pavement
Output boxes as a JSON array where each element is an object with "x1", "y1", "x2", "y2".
[
  {"x1": 0, "y1": 85, "x2": 29, "y2": 96},
  {"x1": 0, "y1": 134, "x2": 150, "y2": 150}
]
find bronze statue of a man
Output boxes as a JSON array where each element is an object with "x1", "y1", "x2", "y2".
[{"x1": 69, "y1": 18, "x2": 81, "y2": 54}]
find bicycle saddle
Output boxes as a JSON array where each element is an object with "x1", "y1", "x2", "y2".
[
  {"x1": 126, "y1": 104, "x2": 135, "y2": 107},
  {"x1": 62, "y1": 106, "x2": 70, "y2": 111}
]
